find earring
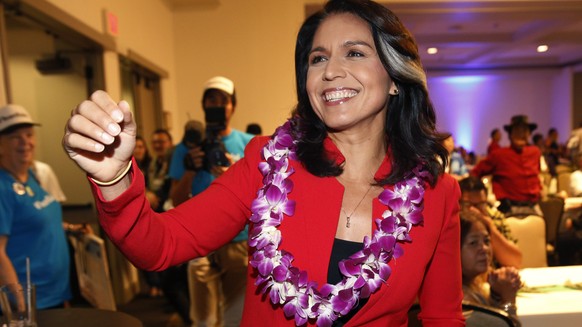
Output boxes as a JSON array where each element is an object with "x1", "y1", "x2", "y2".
[{"x1": 390, "y1": 88, "x2": 399, "y2": 95}]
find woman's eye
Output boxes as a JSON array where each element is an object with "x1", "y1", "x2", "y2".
[
  {"x1": 347, "y1": 50, "x2": 364, "y2": 57},
  {"x1": 310, "y1": 55, "x2": 326, "y2": 65}
]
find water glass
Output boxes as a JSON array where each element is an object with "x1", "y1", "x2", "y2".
[{"x1": 0, "y1": 283, "x2": 36, "y2": 327}]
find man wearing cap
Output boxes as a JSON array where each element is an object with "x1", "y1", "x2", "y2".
[
  {"x1": 168, "y1": 76, "x2": 254, "y2": 326},
  {"x1": 0, "y1": 104, "x2": 72, "y2": 309},
  {"x1": 471, "y1": 115, "x2": 543, "y2": 216}
]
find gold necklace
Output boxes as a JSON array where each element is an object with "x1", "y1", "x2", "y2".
[{"x1": 341, "y1": 184, "x2": 373, "y2": 228}]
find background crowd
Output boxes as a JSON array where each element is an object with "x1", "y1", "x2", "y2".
[
  {"x1": 3, "y1": 72, "x2": 582, "y2": 327},
  {"x1": 2, "y1": 0, "x2": 582, "y2": 326}
]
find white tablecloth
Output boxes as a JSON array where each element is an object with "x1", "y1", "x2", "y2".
[{"x1": 517, "y1": 266, "x2": 582, "y2": 327}]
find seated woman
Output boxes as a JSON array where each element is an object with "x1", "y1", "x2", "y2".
[{"x1": 460, "y1": 210, "x2": 522, "y2": 326}]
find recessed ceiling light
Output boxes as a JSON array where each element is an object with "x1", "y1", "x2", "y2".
[
  {"x1": 427, "y1": 47, "x2": 438, "y2": 55},
  {"x1": 537, "y1": 45, "x2": 549, "y2": 53}
]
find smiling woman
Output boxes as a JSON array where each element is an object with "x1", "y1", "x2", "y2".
[
  {"x1": 61, "y1": 1, "x2": 464, "y2": 326},
  {"x1": 460, "y1": 210, "x2": 522, "y2": 326},
  {"x1": 306, "y1": 13, "x2": 393, "y2": 135},
  {"x1": 0, "y1": 104, "x2": 73, "y2": 310}
]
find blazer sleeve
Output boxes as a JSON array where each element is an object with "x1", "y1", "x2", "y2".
[
  {"x1": 470, "y1": 152, "x2": 496, "y2": 178},
  {"x1": 93, "y1": 137, "x2": 266, "y2": 271},
  {"x1": 417, "y1": 176, "x2": 465, "y2": 326}
]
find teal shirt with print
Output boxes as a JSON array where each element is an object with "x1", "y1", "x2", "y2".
[{"x1": 0, "y1": 169, "x2": 71, "y2": 309}]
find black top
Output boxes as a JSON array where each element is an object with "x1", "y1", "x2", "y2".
[{"x1": 327, "y1": 238, "x2": 368, "y2": 326}]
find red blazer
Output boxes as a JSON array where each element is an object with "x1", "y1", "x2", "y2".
[{"x1": 94, "y1": 136, "x2": 464, "y2": 326}]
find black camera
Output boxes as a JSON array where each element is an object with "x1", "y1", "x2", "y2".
[
  {"x1": 201, "y1": 106, "x2": 229, "y2": 169},
  {"x1": 182, "y1": 123, "x2": 204, "y2": 148},
  {"x1": 183, "y1": 107, "x2": 229, "y2": 171}
]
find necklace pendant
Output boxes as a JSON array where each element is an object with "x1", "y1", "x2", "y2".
[{"x1": 346, "y1": 216, "x2": 351, "y2": 228}]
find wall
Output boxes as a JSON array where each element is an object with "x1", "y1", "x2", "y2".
[
  {"x1": 171, "y1": 0, "x2": 578, "y2": 149},
  {"x1": 6, "y1": 24, "x2": 94, "y2": 205},
  {"x1": 172, "y1": 0, "x2": 308, "y2": 136},
  {"x1": 44, "y1": 0, "x2": 315, "y2": 139},
  {"x1": 552, "y1": 68, "x2": 574, "y2": 134},
  {"x1": 0, "y1": 38, "x2": 6, "y2": 104},
  {"x1": 428, "y1": 68, "x2": 573, "y2": 156},
  {"x1": 46, "y1": 0, "x2": 178, "y2": 135},
  {"x1": 2, "y1": 0, "x2": 324, "y2": 203},
  {"x1": 574, "y1": 71, "x2": 582, "y2": 128},
  {"x1": 4, "y1": 0, "x2": 177, "y2": 203}
]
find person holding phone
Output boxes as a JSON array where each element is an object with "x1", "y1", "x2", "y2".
[{"x1": 167, "y1": 76, "x2": 254, "y2": 326}]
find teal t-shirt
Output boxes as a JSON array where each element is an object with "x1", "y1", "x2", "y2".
[{"x1": 0, "y1": 169, "x2": 71, "y2": 309}]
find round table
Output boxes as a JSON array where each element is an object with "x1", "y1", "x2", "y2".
[{"x1": 37, "y1": 308, "x2": 142, "y2": 327}]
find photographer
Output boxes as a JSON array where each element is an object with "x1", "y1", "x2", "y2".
[
  {"x1": 168, "y1": 76, "x2": 254, "y2": 327},
  {"x1": 167, "y1": 120, "x2": 205, "y2": 207}
]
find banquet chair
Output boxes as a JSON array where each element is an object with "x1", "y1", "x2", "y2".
[
  {"x1": 555, "y1": 164, "x2": 573, "y2": 175},
  {"x1": 407, "y1": 302, "x2": 516, "y2": 327},
  {"x1": 539, "y1": 197, "x2": 565, "y2": 265},
  {"x1": 540, "y1": 172, "x2": 553, "y2": 194},
  {"x1": 557, "y1": 172, "x2": 572, "y2": 196},
  {"x1": 505, "y1": 215, "x2": 548, "y2": 268}
]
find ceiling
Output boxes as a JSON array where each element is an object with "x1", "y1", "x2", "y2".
[
  {"x1": 385, "y1": 1, "x2": 582, "y2": 70},
  {"x1": 162, "y1": 0, "x2": 582, "y2": 71}
]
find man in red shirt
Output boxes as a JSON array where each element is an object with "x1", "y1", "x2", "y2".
[{"x1": 471, "y1": 115, "x2": 543, "y2": 216}]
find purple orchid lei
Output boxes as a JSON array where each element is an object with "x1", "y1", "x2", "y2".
[{"x1": 249, "y1": 118, "x2": 428, "y2": 327}]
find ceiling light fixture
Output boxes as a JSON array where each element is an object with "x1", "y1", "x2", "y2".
[
  {"x1": 537, "y1": 45, "x2": 549, "y2": 53},
  {"x1": 427, "y1": 47, "x2": 438, "y2": 55}
]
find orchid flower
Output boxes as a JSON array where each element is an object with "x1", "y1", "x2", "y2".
[{"x1": 248, "y1": 118, "x2": 427, "y2": 326}]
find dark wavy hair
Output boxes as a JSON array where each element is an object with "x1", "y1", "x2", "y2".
[{"x1": 290, "y1": 0, "x2": 447, "y2": 187}]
